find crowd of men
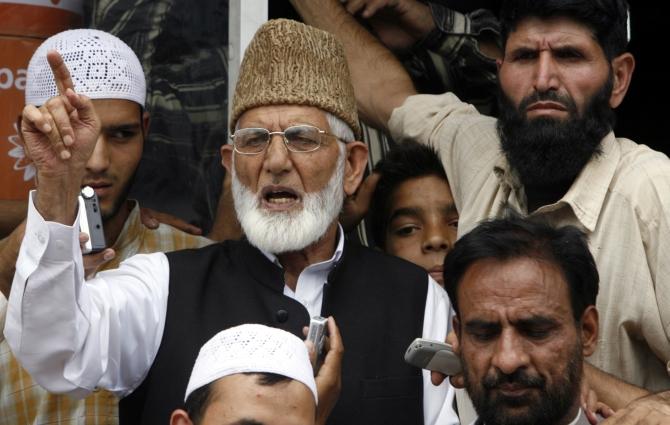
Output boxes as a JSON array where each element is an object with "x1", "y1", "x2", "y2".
[{"x1": 0, "y1": 0, "x2": 669, "y2": 424}]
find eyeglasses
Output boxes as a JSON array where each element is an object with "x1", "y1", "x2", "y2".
[{"x1": 230, "y1": 125, "x2": 339, "y2": 155}]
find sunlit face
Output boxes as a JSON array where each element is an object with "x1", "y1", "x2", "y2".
[
  {"x1": 498, "y1": 16, "x2": 612, "y2": 121},
  {"x1": 221, "y1": 105, "x2": 367, "y2": 253},
  {"x1": 226, "y1": 105, "x2": 343, "y2": 212},
  {"x1": 82, "y1": 99, "x2": 146, "y2": 220},
  {"x1": 384, "y1": 176, "x2": 458, "y2": 286},
  {"x1": 455, "y1": 257, "x2": 586, "y2": 425}
]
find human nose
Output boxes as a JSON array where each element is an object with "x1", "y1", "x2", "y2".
[
  {"x1": 85, "y1": 134, "x2": 110, "y2": 174},
  {"x1": 422, "y1": 222, "x2": 451, "y2": 253},
  {"x1": 533, "y1": 51, "x2": 560, "y2": 93},
  {"x1": 262, "y1": 132, "x2": 292, "y2": 175},
  {"x1": 491, "y1": 329, "x2": 530, "y2": 375}
]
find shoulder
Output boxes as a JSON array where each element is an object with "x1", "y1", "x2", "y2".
[
  {"x1": 165, "y1": 239, "x2": 242, "y2": 262},
  {"x1": 607, "y1": 138, "x2": 670, "y2": 226},
  {"x1": 342, "y1": 242, "x2": 430, "y2": 286},
  {"x1": 610, "y1": 139, "x2": 670, "y2": 202},
  {"x1": 389, "y1": 92, "x2": 498, "y2": 144}
]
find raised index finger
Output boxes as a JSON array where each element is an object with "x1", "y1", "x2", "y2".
[{"x1": 46, "y1": 50, "x2": 75, "y2": 95}]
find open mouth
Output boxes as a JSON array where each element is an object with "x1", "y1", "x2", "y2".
[{"x1": 261, "y1": 186, "x2": 301, "y2": 209}]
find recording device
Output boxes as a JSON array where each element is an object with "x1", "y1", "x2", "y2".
[
  {"x1": 404, "y1": 338, "x2": 462, "y2": 376},
  {"x1": 306, "y1": 316, "x2": 328, "y2": 358},
  {"x1": 79, "y1": 186, "x2": 106, "y2": 254}
]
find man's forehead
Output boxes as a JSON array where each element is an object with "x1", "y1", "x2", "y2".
[
  {"x1": 91, "y1": 98, "x2": 142, "y2": 125},
  {"x1": 458, "y1": 257, "x2": 573, "y2": 318},
  {"x1": 238, "y1": 105, "x2": 328, "y2": 128},
  {"x1": 507, "y1": 16, "x2": 599, "y2": 47}
]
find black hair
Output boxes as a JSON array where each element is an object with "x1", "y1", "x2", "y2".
[
  {"x1": 184, "y1": 382, "x2": 213, "y2": 425},
  {"x1": 369, "y1": 141, "x2": 448, "y2": 248},
  {"x1": 183, "y1": 372, "x2": 293, "y2": 424},
  {"x1": 443, "y1": 211, "x2": 599, "y2": 322},
  {"x1": 499, "y1": 0, "x2": 630, "y2": 60}
]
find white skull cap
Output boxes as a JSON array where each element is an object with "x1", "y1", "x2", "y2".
[
  {"x1": 25, "y1": 29, "x2": 146, "y2": 107},
  {"x1": 184, "y1": 324, "x2": 318, "y2": 404}
]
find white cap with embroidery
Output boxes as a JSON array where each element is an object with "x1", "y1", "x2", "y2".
[
  {"x1": 25, "y1": 28, "x2": 146, "y2": 107},
  {"x1": 184, "y1": 324, "x2": 318, "y2": 404}
]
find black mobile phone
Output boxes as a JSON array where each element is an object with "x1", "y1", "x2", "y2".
[{"x1": 79, "y1": 186, "x2": 106, "y2": 254}]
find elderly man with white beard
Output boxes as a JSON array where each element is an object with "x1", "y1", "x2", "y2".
[{"x1": 4, "y1": 19, "x2": 456, "y2": 425}]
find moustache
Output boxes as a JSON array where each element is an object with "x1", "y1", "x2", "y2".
[
  {"x1": 518, "y1": 91, "x2": 578, "y2": 116},
  {"x1": 482, "y1": 369, "x2": 545, "y2": 390}
]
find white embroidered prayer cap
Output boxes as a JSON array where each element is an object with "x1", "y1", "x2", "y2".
[
  {"x1": 184, "y1": 324, "x2": 318, "y2": 404},
  {"x1": 25, "y1": 28, "x2": 146, "y2": 107}
]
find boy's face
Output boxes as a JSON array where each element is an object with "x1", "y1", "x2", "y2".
[{"x1": 384, "y1": 175, "x2": 458, "y2": 286}]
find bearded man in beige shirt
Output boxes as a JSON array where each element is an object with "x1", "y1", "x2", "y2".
[{"x1": 292, "y1": 0, "x2": 670, "y2": 422}]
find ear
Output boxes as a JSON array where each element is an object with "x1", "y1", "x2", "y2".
[
  {"x1": 169, "y1": 409, "x2": 194, "y2": 425},
  {"x1": 141, "y1": 111, "x2": 151, "y2": 139},
  {"x1": 343, "y1": 141, "x2": 369, "y2": 196},
  {"x1": 609, "y1": 52, "x2": 635, "y2": 108},
  {"x1": 452, "y1": 316, "x2": 462, "y2": 355},
  {"x1": 221, "y1": 144, "x2": 234, "y2": 173},
  {"x1": 579, "y1": 305, "x2": 599, "y2": 358},
  {"x1": 496, "y1": 58, "x2": 503, "y2": 72}
]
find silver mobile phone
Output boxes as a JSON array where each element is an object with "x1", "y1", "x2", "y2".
[
  {"x1": 404, "y1": 338, "x2": 462, "y2": 376},
  {"x1": 306, "y1": 316, "x2": 328, "y2": 357},
  {"x1": 79, "y1": 186, "x2": 106, "y2": 254}
]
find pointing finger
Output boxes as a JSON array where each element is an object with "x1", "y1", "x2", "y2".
[{"x1": 47, "y1": 50, "x2": 75, "y2": 95}]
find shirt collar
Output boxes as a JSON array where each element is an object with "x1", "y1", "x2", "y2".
[
  {"x1": 492, "y1": 132, "x2": 620, "y2": 232},
  {"x1": 472, "y1": 408, "x2": 585, "y2": 425},
  {"x1": 557, "y1": 132, "x2": 620, "y2": 232},
  {"x1": 259, "y1": 224, "x2": 345, "y2": 271}
]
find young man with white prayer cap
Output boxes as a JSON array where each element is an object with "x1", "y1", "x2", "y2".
[
  {"x1": 171, "y1": 321, "x2": 343, "y2": 425},
  {"x1": 0, "y1": 28, "x2": 211, "y2": 424}
]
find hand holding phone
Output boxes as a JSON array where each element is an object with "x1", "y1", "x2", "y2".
[
  {"x1": 79, "y1": 186, "x2": 106, "y2": 254},
  {"x1": 404, "y1": 338, "x2": 462, "y2": 376},
  {"x1": 306, "y1": 316, "x2": 328, "y2": 358}
]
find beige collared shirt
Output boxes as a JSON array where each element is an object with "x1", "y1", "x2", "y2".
[{"x1": 389, "y1": 92, "x2": 670, "y2": 392}]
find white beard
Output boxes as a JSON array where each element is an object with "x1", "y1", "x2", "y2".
[{"x1": 231, "y1": 150, "x2": 346, "y2": 254}]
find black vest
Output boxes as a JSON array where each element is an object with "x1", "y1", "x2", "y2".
[{"x1": 119, "y1": 239, "x2": 430, "y2": 424}]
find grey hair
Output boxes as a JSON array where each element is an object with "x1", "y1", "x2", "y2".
[{"x1": 326, "y1": 112, "x2": 354, "y2": 142}]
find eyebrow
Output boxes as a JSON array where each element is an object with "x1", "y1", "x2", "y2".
[
  {"x1": 441, "y1": 202, "x2": 458, "y2": 215},
  {"x1": 101, "y1": 123, "x2": 142, "y2": 133},
  {"x1": 513, "y1": 315, "x2": 560, "y2": 329},
  {"x1": 389, "y1": 202, "x2": 458, "y2": 222},
  {"x1": 464, "y1": 319, "x2": 500, "y2": 333},
  {"x1": 229, "y1": 420, "x2": 265, "y2": 425},
  {"x1": 464, "y1": 315, "x2": 559, "y2": 331},
  {"x1": 389, "y1": 207, "x2": 422, "y2": 222}
]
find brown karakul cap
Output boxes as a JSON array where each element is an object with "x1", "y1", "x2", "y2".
[{"x1": 231, "y1": 19, "x2": 361, "y2": 140}]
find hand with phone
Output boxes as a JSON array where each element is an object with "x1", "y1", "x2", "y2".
[
  {"x1": 303, "y1": 316, "x2": 343, "y2": 425},
  {"x1": 405, "y1": 337, "x2": 462, "y2": 377},
  {"x1": 428, "y1": 331, "x2": 465, "y2": 388}
]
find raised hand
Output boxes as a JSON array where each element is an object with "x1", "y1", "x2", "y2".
[
  {"x1": 21, "y1": 50, "x2": 101, "y2": 223},
  {"x1": 341, "y1": 0, "x2": 435, "y2": 52}
]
